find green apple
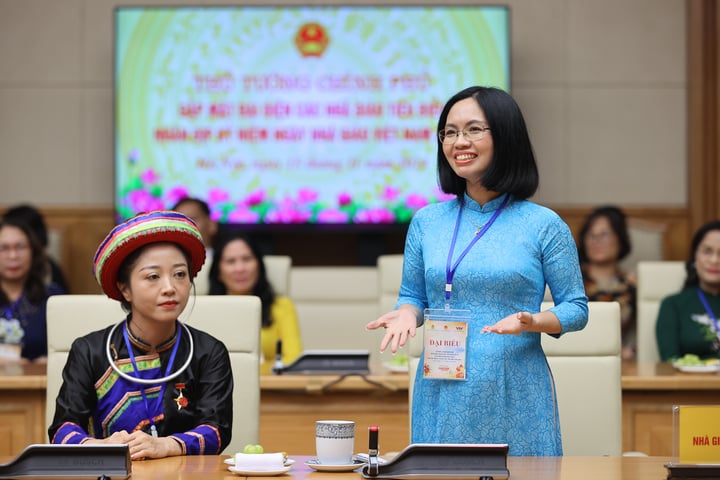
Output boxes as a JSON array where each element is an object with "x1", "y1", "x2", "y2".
[{"x1": 243, "y1": 444, "x2": 264, "y2": 454}]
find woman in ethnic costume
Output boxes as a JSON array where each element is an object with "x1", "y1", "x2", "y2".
[
  {"x1": 366, "y1": 86, "x2": 588, "y2": 456},
  {"x1": 49, "y1": 211, "x2": 232, "y2": 459}
]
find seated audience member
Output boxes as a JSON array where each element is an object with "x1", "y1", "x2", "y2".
[
  {"x1": 171, "y1": 197, "x2": 217, "y2": 294},
  {"x1": 0, "y1": 218, "x2": 66, "y2": 363},
  {"x1": 656, "y1": 220, "x2": 720, "y2": 361},
  {"x1": 3, "y1": 204, "x2": 70, "y2": 292},
  {"x1": 577, "y1": 205, "x2": 637, "y2": 360},
  {"x1": 209, "y1": 232, "x2": 301, "y2": 373},
  {"x1": 49, "y1": 211, "x2": 233, "y2": 459}
]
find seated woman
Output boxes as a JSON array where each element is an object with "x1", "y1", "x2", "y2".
[
  {"x1": 208, "y1": 232, "x2": 301, "y2": 373},
  {"x1": 577, "y1": 206, "x2": 637, "y2": 360},
  {"x1": 0, "y1": 218, "x2": 65, "y2": 363},
  {"x1": 656, "y1": 220, "x2": 720, "y2": 361},
  {"x1": 48, "y1": 211, "x2": 233, "y2": 459}
]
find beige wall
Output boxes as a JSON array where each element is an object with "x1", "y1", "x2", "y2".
[{"x1": 0, "y1": 0, "x2": 686, "y2": 208}]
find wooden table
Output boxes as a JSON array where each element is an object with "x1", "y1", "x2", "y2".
[
  {"x1": 0, "y1": 454, "x2": 673, "y2": 479},
  {"x1": 259, "y1": 373, "x2": 410, "y2": 455},
  {"x1": 0, "y1": 363, "x2": 46, "y2": 457},
  {"x1": 622, "y1": 361, "x2": 720, "y2": 456},
  {"x1": 4, "y1": 361, "x2": 719, "y2": 458}
]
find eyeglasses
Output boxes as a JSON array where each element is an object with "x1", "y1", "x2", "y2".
[
  {"x1": 438, "y1": 126, "x2": 491, "y2": 144},
  {"x1": 0, "y1": 243, "x2": 30, "y2": 256}
]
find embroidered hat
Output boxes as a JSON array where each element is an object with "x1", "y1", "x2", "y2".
[{"x1": 93, "y1": 210, "x2": 206, "y2": 301}]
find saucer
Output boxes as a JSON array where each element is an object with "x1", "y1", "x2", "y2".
[
  {"x1": 227, "y1": 465, "x2": 291, "y2": 476},
  {"x1": 225, "y1": 458, "x2": 295, "y2": 466},
  {"x1": 304, "y1": 458, "x2": 366, "y2": 472}
]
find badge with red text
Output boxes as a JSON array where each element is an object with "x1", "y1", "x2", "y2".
[{"x1": 422, "y1": 309, "x2": 469, "y2": 380}]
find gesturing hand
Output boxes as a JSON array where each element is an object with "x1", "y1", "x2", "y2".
[{"x1": 481, "y1": 311, "x2": 534, "y2": 335}]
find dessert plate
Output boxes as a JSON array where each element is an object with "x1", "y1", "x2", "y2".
[
  {"x1": 304, "y1": 458, "x2": 366, "y2": 472},
  {"x1": 673, "y1": 363, "x2": 720, "y2": 373},
  {"x1": 225, "y1": 458, "x2": 295, "y2": 466},
  {"x1": 227, "y1": 465, "x2": 291, "y2": 476}
]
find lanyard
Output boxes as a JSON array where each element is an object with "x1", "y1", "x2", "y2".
[
  {"x1": 122, "y1": 322, "x2": 182, "y2": 438},
  {"x1": 445, "y1": 194, "x2": 509, "y2": 307},
  {"x1": 696, "y1": 288, "x2": 720, "y2": 334},
  {"x1": 2, "y1": 294, "x2": 24, "y2": 320}
]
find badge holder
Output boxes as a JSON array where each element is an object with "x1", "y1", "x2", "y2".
[
  {"x1": 0, "y1": 444, "x2": 131, "y2": 479},
  {"x1": 361, "y1": 443, "x2": 509, "y2": 480}
]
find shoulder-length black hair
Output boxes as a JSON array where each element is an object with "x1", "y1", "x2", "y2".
[
  {"x1": 0, "y1": 218, "x2": 48, "y2": 306},
  {"x1": 208, "y1": 232, "x2": 275, "y2": 327},
  {"x1": 436, "y1": 86, "x2": 539, "y2": 199},
  {"x1": 683, "y1": 220, "x2": 720, "y2": 289},
  {"x1": 577, "y1": 205, "x2": 632, "y2": 263}
]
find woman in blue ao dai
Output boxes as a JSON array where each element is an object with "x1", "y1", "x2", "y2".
[{"x1": 366, "y1": 86, "x2": 588, "y2": 456}]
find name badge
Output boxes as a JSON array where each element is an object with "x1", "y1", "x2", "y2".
[{"x1": 422, "y1": 308, "x2": 470, "y2": 380}]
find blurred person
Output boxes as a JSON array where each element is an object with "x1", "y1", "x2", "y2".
[
  {"x1": 656, "y1": 220, "x2": 720, "y2": 361},
  {"x1": 49, "y1": 211, "x2": 232, "y2": 458},
  {"x1": 0, "y1": 218, "x2": 66, "y2": 363},
  {"x1": 366, "y1": 86, "x2": 588, "y2": 456},
  {"x1": 577, "y1": 206, "x2": 637, "y2": 360},
  {"x1": 209, "y1": 232, "x2": 302, "y2": 373},
  {"x1": 171, "y1": 197, "x2": 217, "y2": 294},
  {"x1": 3, "y1": 204, "x2": 70, "y2": 292}
]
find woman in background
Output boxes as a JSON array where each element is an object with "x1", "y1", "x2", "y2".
[
  {"x1": 656, "y1": 220, "x2": 720, "y2": 361},
  {"x1": 209, "y1": 232, "x2": 302, "y2": 372},
  {"x1": 577, "y1": 206, "x2": 637, "y2": 360},
  {"x1": 0, "y1": 218, "x2": 65, "y2": 363},
  {"x1": 49, "y1": 211, "x2": 233, "y2": 458}
]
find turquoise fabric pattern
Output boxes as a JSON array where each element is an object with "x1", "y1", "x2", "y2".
[{"x1": 399, "y1": 194, "x2": 588, "y2": 456}]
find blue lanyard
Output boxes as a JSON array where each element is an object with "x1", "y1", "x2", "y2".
[
  {"x1": 2, "y1": 294, "x2": 24, "y2": 319},
  {"x1": 696, "y1": 288, "x2": 720, "y2": 334},
  {"x1": 122, "y1": 322, "x2": 182, "y2": 438},
  {"x1": 445, "y1": 194, "x2": 509, "y2": 306}
]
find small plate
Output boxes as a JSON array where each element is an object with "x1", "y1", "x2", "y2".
[
  {"x1": 225, "y1": 458, "x2": 295, "y2": 466},
  {"x1": 383, "y1": 362, "x2": 409, "y2": 373},
  {"x1": 673, "y1": 363, "x2": 720, "y2": 373},
  {"x1": 305, "y1": 458, "x2": 366, "y2": 472},
  {"x1": 227, "y1": 465, "x2": 291, "y2": 476}
]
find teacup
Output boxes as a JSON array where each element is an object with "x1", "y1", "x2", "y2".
[{"x1": 315, "y1": 420, "x2": 355, "y2": 465}]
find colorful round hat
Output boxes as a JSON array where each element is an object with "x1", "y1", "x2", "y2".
[{"x1": 93, "y1": 210, "x2": 206, "y2": 300}]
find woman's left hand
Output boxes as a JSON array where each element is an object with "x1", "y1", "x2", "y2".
[{"x1": 481, "y1": 311, "x2": 534, "y2": 335}]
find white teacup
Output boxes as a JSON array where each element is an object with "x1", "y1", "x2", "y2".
[{"x1": 315, "y1": 420, "x2": 355, "y2": 465}]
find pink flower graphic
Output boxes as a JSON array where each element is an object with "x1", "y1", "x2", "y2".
[
  {"x1": 140, "y1": 168, "x2": 160, "y2": 185},
  {"x1": 244, "y1": 189, "x2": 265, "y2": 206},
  {"x1": 337, "y1": 192, "x2": 353, "y2": 206},
  {"x1": 317, "y1": 209, "x2": 350, "y2": 223},
  {"x1": 127, "y1": 190, "x2": 164, "y2": 213},
  {"x1": 406, "y1": 193, "x2": 428, "y2": 209},
  {"x1": 354, "y1": 208, "x2": 396, "y2": 224},
  {"x1": 165, "y1": 186, "x2": 189, "y2": 207}
]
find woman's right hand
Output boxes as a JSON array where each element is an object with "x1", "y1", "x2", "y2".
[
  {"x1": 83, "y1": 430, "x2": 132, "y2": 445},
  {"x1": 365, "y1": 306, "x2": 419, "y2": 354}
]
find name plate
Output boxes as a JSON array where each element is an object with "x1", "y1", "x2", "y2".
[{"x1": 676, "y1": 405, "x2": 720, "y2": 464}]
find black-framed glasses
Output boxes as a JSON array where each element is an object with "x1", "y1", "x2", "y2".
[{"x1": 438, "y1": 126, "x2": 491, "y2": 144}]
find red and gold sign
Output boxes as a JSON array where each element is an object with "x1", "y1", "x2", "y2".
[{"x1": 295, "y1": 22, "x2": 330, "y2": 57}]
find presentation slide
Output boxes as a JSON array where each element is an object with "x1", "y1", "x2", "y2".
[{"x1": 115, "y1": 6, "x2": 510, "y2": 225}]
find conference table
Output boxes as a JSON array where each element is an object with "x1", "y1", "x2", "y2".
[
  {"x1": 2, "y1": 361, "x2": 720, "y2": 458},
  {"x1": 0, "y1": 453, "x2": 674, "y2": 479}
]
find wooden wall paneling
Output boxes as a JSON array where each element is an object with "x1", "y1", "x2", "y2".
[{"x1": 687, "y1": 0, "x2": 720, "y2": 231}]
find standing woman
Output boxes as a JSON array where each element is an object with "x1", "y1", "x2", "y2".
[
  {"x1": 366, "y1": 86, "x2": 588, "y2": 456},
  {"x1": 656, "y1": 220, "x2": 720, "y2": 361},
  {"x1": 49, "y1": 211, "x2": 233, "y2": 459},
  {"x1": 0, "y1": 218, "x2": 65, "y2": 363},
  {"x1": 208, "y1": 232, "x2": 302, "y2": 373}
]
